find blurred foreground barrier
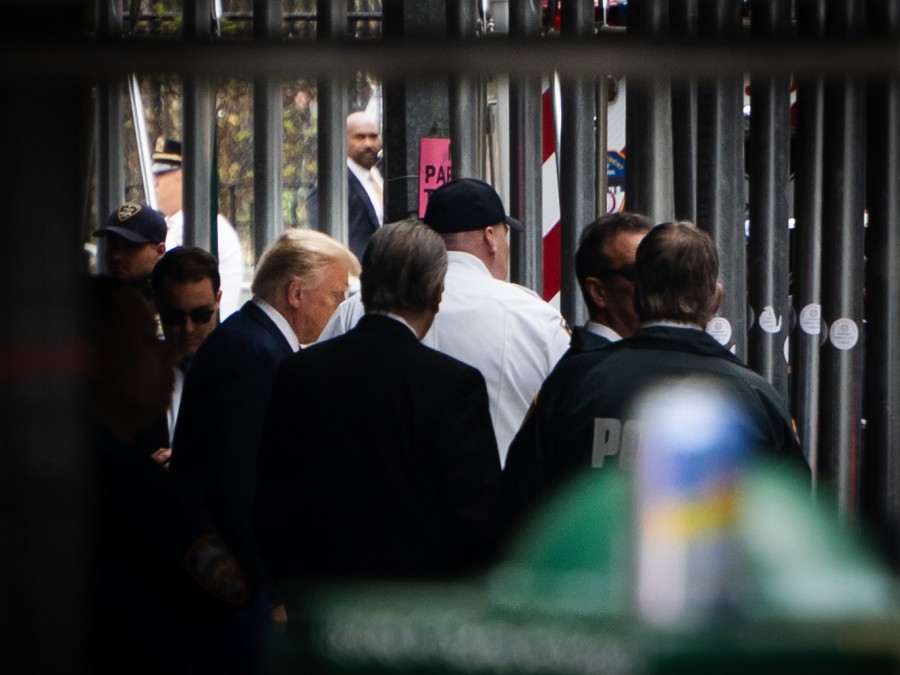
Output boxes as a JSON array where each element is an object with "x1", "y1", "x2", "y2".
[{"x1": 262, "y1": 455, "x2": 900, "y2": 674}]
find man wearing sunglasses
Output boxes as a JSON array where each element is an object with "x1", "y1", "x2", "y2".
[
  {"x1": 569, "y1": 211, "x2": 653, "y2": 358},
  {"x1": 138, "y1": 246, "x2": 222, "y2": 468}
]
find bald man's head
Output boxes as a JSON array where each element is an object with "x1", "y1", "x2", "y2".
[{"x1": 347, "y1": 111, "x2": 381, "y2": 170}]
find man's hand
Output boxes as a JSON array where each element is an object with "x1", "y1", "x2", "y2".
[{"x1": 151, "y1": 447, "x2": 172, "y2": 469}]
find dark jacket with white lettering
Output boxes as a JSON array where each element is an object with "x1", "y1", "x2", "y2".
[{"x1": 500, "y1": 325, "x2": 804, "y2": 535}]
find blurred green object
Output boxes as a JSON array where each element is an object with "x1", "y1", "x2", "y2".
[{"x1": 262, "y1": 461, "x2": 900, "y2": 674}]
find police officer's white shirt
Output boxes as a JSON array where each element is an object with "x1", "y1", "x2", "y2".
[
  {"x1": 585, "y1": 320, "x2": 624, "y2": 342},
  {"x1": 348, "y1": 158, "x2": 384, "y2": 226},
  {"x1": 317, "y1": 250, "x2": 571, "y2": 466},
  {"x1": 165, "y1": 211, "x2": 245, "y2": 320}
]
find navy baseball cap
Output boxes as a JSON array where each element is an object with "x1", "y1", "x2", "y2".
[
  {"x1": 423, "y1": 178, "x2": 523, "y2": 234},
  {"x1": 94, "y1": 202, "x2": 168, "y2": 244}
]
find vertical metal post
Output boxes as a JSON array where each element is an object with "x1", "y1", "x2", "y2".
[
  {"x1": 595, "y1": 75, "x2": 608, "y2": 218},
  {"x1": 447, "y1": 0, "x2": 483, "y2": 180},
  {"x1": 791, "y1": 0, "x2": 826, "y2": 479},
  {"x1": 508, "y1": 0, "x2": 543, "y2": 291},
  {"x1": 747, "y1": 0, "x2": 791, "y2": 402},
  {"x1": 696, "y1": 0, "x2": 746, "y2": 359},
  {"x1": 670, "y1": 0, "x2": 698, "y2": 223},
  {"x1": 863, "y1": 2, "x2": 900, "y2": 565},
  {"x1": 183, "y1": 0, "x2": 214, "y2": 249},
  {"x1": 625, "y1": 0, "x2": 674, "y2": 224},
  {"x1": 820, "y1": 0, "x2": 866, "y2": 519},
  {"x1": 95, "y1": 0, "x2": 125, "y2": 273},
  {"x1": 316, "y1": 0, "x2": 349, "y2": 244},
  {"x1": 2, "y1": 4, "x2": 92, "y2": 672},
  {"x1": 383, "y1": 1, "x2": 449, "y2": 222},
  {"x1": 558, "y1": 0, "x2": 595, "y2": 329},
  {"x1": 253, "y1": 0, "x2": 283, "y2": 260}
]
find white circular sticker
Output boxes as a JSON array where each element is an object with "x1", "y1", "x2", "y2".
[
  {"x1": 758, "y1": 305, "x2": 783, "y2": 334},
  {"x1": 784, "y1": 336, "x2": 790, "y2": 364},
  {"x1": 799, "y1": 303, "x2": 822, "y2": 335},
  {"x1": 829, "y1": 318, "x2": 859, "y2": 351},
  {"x1": 707, "y1": 317, "x2": 732, "y2": 346}
]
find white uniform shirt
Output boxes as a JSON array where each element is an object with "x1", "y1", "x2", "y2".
[
  {"x1": 165, "y1": 210, "x2": 245, "y2": 320},
  {"x1": 317, "y1": 250, "x2": 571, "y2": 465}
]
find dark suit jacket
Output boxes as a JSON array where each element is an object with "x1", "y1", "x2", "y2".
[
  {"x1": 254, "y1": 314, "x2": 501, "y2": 581},
  {"x1": 306, "y1": 168, "x2": 380, "y2": 261},
  {"x1": 171, "y1": 299, "x2": 294, "y2": 602}
]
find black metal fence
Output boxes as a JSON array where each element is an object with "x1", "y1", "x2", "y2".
[{"x1": 2, "y1": 1, "x2": 899, "y2": 671}]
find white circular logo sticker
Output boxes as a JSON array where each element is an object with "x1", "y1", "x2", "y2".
[
  {"x1": 799, "y1": 303, "x2": 822, "y2": 335},
  {"x1": 758, "y1": 305, "x2": 783, "y2": 334},
  {"x1": 829, "y1": 318, "x2": 859, "y2": 351},
  {"x1": 707, "y1": 317, "x2": 732, "y2": 346}
]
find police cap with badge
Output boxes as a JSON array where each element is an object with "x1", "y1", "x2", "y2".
[
  {"x1": 93, "y1": 202, "x2": 168, "y2": 245},
  {"x1": 151, "y1": 137, "x2": 182, "y2": 175}
]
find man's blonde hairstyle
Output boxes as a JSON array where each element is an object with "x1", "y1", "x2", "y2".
[{"x1": 251, "y1": 229, "x2": 360, "y2": 305}]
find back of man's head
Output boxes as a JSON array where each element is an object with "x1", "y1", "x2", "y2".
[
  {"x1": 575, "y1": 211, "x2": 652, "y2": 309},
  {"x1": 361, "y1": 219, "x2": 447, "y2": 315},
  {"x1": 251, "y1": 229, "x2": 360, "y2": 306},
  {"x1": 635, "y1": 221, "x2": 720, "y2": 327},
  {"x1": 151, "y1": 246, "x2": 221, "y2": 297}
]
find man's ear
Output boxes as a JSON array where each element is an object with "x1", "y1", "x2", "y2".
[
  {"x1": 287, "y1": 279, "x2": 305, "y2": 309},
  {"x1": 431, "y1": 282, "x2": 445, "y2": 315},
  {"x1": 585, "y1": 276, "x2": 607, "y2": 310},
  {"x1": 214, "y1": 289, "x2": 223, "y2": 307},
  {"x1": 713, "y1": 281, "x2": 724, "y2": 315},
  {"x1": 483, "y1": 226, "x2": 497, "y2": 256},
  {"x1": 155, "y1": 242, "x2": 167, "y2": 258}
]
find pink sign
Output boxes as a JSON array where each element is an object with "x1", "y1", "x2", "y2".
[{"x1": 418, "y1": 138, "x2": 452, "y2": 217}]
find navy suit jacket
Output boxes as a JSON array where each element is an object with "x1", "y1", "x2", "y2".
[
  {"x1": 254, "y1": 314, "x2": 501, "y2": 581},
  {"x1": 306, "y1": 168, "x2": 380, "y2": 261},
  {"x1": 172, "y1": 300, "x2": 294, "y2": 601}
]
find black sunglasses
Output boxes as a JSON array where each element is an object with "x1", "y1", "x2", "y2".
[
  {"x1": 600, "y1": 265, "x2": 636, "y2": 283},
  {"x1": 159, "y1": 306, "x2": 217, "y2": 326}
]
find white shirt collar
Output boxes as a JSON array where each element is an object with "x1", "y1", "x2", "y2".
[
  {"x1": 347, "y1": 157, "x2": 381, "y2": 185},
  {"x1": 641, "y1": 320, "x2": 705, "y2": 331},
  {"x1": 252, "y1": 296, "x2": 300, "y2": 352},
  {"x1": 585, "y1": 321, "x2": 623, "y2": 342}
]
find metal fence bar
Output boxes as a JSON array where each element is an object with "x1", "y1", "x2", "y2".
[
  {"x1": 253, "y1": 0, "x2": 283, "y2": 261},
  {"x1": 626, "y1": 0, "x2": 675, "y2": 224},
  {"x1": 508, "y1": 0, "x2": 543, "y2": 291},
  {"x1": 747, "y1": 0, "x2": 792, "y2": 402},
  {"x1": 447, "y1": 0, "x2": 483, "y2": 180},
  {"x1": 182, "y1": 0, "x2": 214, "y2": 249},
  {"x1": 792, "y1": 0, "x2": 826, "y2": 480},
  {"x1": 315, "y1": 0, "x2": 349, "y2": 244},
  {"x1": 558, "y1": 0, "x2": 596, "y2": 328},
  {"x1": 670, "y1": 0, "x2": 698, "y2": 223},
  {"x1": 863, "y1": 2, "x2": 900, "y2": 565},
  {"x1": 819, "y1": 0, "x2": 867, "y2": 519},
  {"x1": 696, "y1": 0, "x2": 746, "y2": 358}
]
